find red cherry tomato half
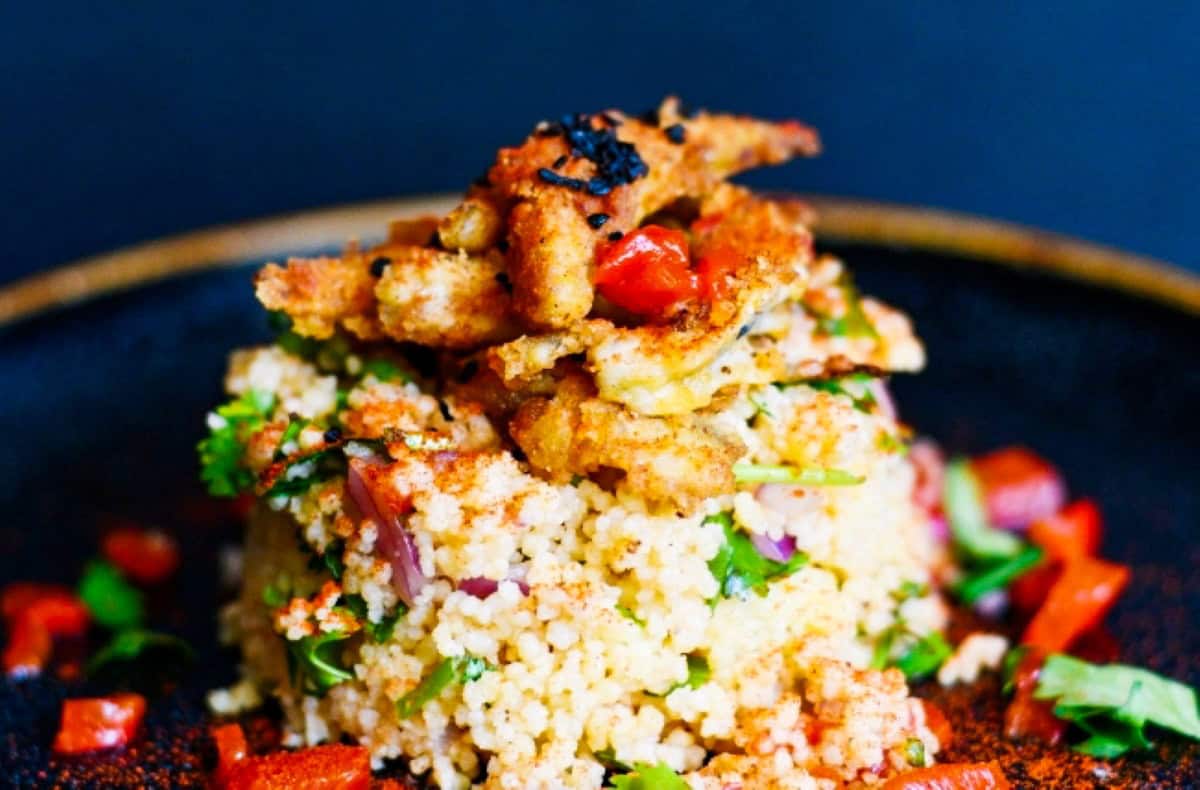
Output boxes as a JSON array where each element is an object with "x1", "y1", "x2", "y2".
[{"x1": 594, "y1": 225, "x2": 698, "y2": 317}]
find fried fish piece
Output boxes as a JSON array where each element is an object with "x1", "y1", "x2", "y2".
[
  {"x1": 485, "y1": 97, "x2": 820, "y2": 328},
  {"x1": 255, "y1": 253, "x2": 378, "y2": 340}
]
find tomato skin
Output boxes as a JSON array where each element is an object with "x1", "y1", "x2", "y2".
[
  {"x1": 593, "y1": 225, "x2": 697, "y2": 317},
  {"x1": 102, "y1": 526, "x2": 181, "y2": 584},
  {"x1": 970, "y1": 447, "x2": 1065, "y2": 529},
  {"x1": 217, "y1": 743, "x2": 371, "y2": 790},
  {"x1": 1022, "y1": 556, "x2": 1129, "y2": 653},
  {"x1": 52, "y1": 693, "x2": 146, "y2": 754},
  {"x1": 1028, "y1": 499, "x2": 1101, "y2": 561},
  {"x1": 882, "y1": 761, "x2": 1010, "y2": 789}
]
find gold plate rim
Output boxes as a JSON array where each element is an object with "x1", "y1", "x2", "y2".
[{"x1": 1, "y1": 193, "x2": 1197, "y2": 327}]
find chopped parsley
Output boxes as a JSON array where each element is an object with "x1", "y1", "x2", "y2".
[
  {"x1": 286, "y1": 630, "x2": 355, "y2": 696},
  {"x1": 747, "y1": 394, "x2": 773, "y2": 420},
  {"x1": 891, "y1": 632, "x2": 952, "y2": 681},
  {"x1": 1035, "y1": 654, "x2": 1200, "y2": 758},
  {"x1": 274, "y1": 417, "x2": 305, "y2": 460},
  {"x1": 804, "y1": 374, "x2": 877, "y2": 412},
  {"x1": 732, "y1": 463, "x2": 864, "y2": 486},
  {"x1": 706, "y1": 512, "x2": 809, "y2": 602},
  {"x1": 78, "y1": 560, "x2": 144, "y2": 630},
  {"x1": 805, "y1": 273, "x2": 878, "y2": 339},
  {"x1": 307, "y1": 539, "x2": 346, "y2": 581},
  {"x1": 610, "y1": 762, "x2": 688, "y2": 790},
  {"x1": 263, "y1": 445, "x2": 347, "y2": 498},
  {"x1": 197, "y1": 389, "x2": 276, "y2": 497},
  {"x1": 615, "y1": 604, "x2": 645, "y2": 627},
  {"x1": 905, "y1": 737, "x2": 927, "y2": 767},
  {"x1": 361, "y1": 358, "x2": 412, "y2": 384},
  {"x1": 955, "y1": 544, "x2": 1044, "y2": 605},
  {"x1": 341, "y1": 593, "x2": 405, "y2": 643},
  {"x1": 395, "y1": 654, "x2": 491, "y2": 719}
]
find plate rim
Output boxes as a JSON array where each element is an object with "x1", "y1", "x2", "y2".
[{"x1": 1, "y1": 194, "x2": 1197, "y2": 328}]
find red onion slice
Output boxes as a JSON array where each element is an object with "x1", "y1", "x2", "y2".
[
  {"x1": 457, "y1": 577, "x2": 530, "y2": 599},
  {"x1": 750, "y1": 532, "x2": 797, "y2": 563},
  {"x1": 347, "y1": 458, "x2": 427, "y2": 607},
  {"x1": 866, "y1": 378, "x2": 898, "y2": 422}
]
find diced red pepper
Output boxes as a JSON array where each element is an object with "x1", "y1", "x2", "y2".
[
  {"x1": 921, "y1": 699, "x2": 953, "y2": 749},
  {"x1": 2, "y1": 584, "x2": 91, "y2": 678},
  {"x1": 1008, "y1": 559, "x2": 1061, "y2": 612},
  {"x1": 102, "y1": 526, "x2": 181, "y2": 585},
  {"x1": 1028, "y1": 499, "x2": 1101, "y2": 561},
  {"x1": 1003, "y1": 649, "x2": 1066, "y2": 745},
  {"x1": 882, "y1": 761, "x2": 1010, "y2": 789},
  {"x1": 970, "y1": 447, "x2": 1065, "y2": 529},
  {"x1": 52, "y1": 693, "x2": 146, "y2": 754},
  {"x1": 1022, "y1": 556, "x2": 1129, "y2": 654},
  {"x1": 211, "y1": 723, "x2": 250, "y2": 785},
  {"x1": 593, "y1": 225, "x2": 698, "y2": 317},
  {"x1": 217, "y1": 743, "x2": 371, "y2": 790}
]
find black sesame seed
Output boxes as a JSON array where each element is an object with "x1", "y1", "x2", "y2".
[
  {"x1": 586, "y1": 177, "x2": 612, "y2": 196},
  {"x1": 438, "y1": 400, "x2": 454, "y2": 421},
  {"x1": 456, "y1": 359, "x2": 479, "y2": 383},
  {"x1": 587, "y1": 213, "x2": 610, "y2": 229},
  {"x1": 607, "y1": 231, "x2": 624, "y2": 242},
  {"x1": 496, "y1": 238, "x2": 510, "y2": 254},
  {"x1": 665, "y1": 123, "x2": 686, "y2": 144},
  {"x1": 428, "y1": 231, "x2": 442, "y2": 248},
  {"x1": 323, "y1": 427, "x2": 342, "y2": 443},
  {"x1": 370, "y1": 256, "x2": 392, "y2": 277},
  {"x1": 494, "y1": 271, "x2": 513, "y2": 292},
  {"x1": 552, "y1": 154, "x2": 568, "y2": 169},
  {"x1": 737, "y1": 324, "x2": 751, "y2": 339},
  {"x1": 538, "y1": 167, "x2": 587, "y2": 191}
]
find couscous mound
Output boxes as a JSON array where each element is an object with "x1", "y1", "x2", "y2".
[{"x1": 206, "y1": 99, "x2": 950, "y2": 789}]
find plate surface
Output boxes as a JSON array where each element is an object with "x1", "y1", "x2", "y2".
[{"x1": 0, "y1": 199, "x2": 1197, "y2": 787}]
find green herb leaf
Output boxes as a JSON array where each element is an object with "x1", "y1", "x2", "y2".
[
  {"x1": 615, "y1": 604, "x2": 646, "y2": 627},
  {"x1": 954, "y1": 545, "x2": 1044, "y2": 605},
  {"x1": 78, "y1": 560, "x2": 144, "y2": 629},
  {"x1": 706, "y1": 513, "x2": 809, "y2": 601},
  {"x1": 287, "y1": 631, "x2": 355, "y2": 696},
  {"x1": 891, "y1": 632, "x2": 952, "y2": 681},
  {"x1": 748, "y1": 394, "x2": 773, "y2": 420},
  {"x1": 197, "y1": 389, "x2": 276, "y2": 497},
  {"x1": 594, "y1": 747, "x2": 632, "y2": 772},
  {"x1": 805, "y1": 274, "x2": 878, "y2": 339},
  {"x1": 871, "y1": 622, "x2": 905, "y2": 670},
  {"x1": 264, "y1": 446, "x2": 347, "y2": 498},
  {"x1": 904, "y1": 737, "x2": 927, "y2": 767},
  {"x1": 943, "y1": 459, "x2": 1022, "y2": 561},
  {"x1": 87, "y1": 629, "x2": 194, "y2": 678},
  {"x1": 732, "y1": 463, "x2": 864, "y2": 486},
  {"x1": 610, "y1": 761, "x2": 688, "y2": 790},
  {"x1": 341, "y1": 593, "x2": 405, "y2": 643},
  {"x1": 308, "y1": 539, "x2": 345, "y2": 581},
  {"x1": 1035, "y1": 654, "x2": 1200, "y2": 757},
  {"x1": 361, "y1": 358, "x2": 412, "y2": 384},
  {"x1": 649, "y1": 654, "x2": 711, "y2": 697},
  {"x1": 891, "y1": 580, "x2": 929, "y2": 603},
  {"x1": 274, "y1": 417, "x2": 306, "y2": 461},
  {"x1": 262, "y1": 581, "x2": 290, "y2": 608},
  {"x1": 395, "y1": 654, "x2": 491, "y2": 719},
  {"x1": 807, "y1": 375, "x2": 877, "y2": 412},
  {"x1": 1002, "y1": 646, "x2": 1030, "y2": 695}
]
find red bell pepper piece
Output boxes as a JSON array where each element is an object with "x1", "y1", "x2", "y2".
[
  {"x1": 3, "y1": 618, "x2": 52, "y2": 678},
  {"x1": 970, "y1": 447, "x2": 1065, "y2": 529},
  {"x1": 2, "y1": 583, "x2": 91, "y2": 678},
  {"x1": 1022, "y1": 556, "x2": 1129, "y2": 654},
  {"x1": 52, "y1": 693, "x2": 146, "y2": 754},
  {"x1": 593, "y1": 225, "x2": 698, "y2": 317},
  {"x1": 1003, "y1": 649, "x2": 1066, "y2": 745},
  {"x1": 1028, "y1": 499, "x2": 1101, "y2": 561},
  {"x1": 882, "y1": 761, "x2": 1010, "y2": 789},
  {"x1": 217, "y1": 743, "x2": 371, "y2": 790},
  {"x1": 102, "y1": 526, "x2": 181, "y2": 584}
]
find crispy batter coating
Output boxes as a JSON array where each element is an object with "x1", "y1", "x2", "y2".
[
  {"x1": 485, "y1": 97, "x2": 820, "y2": 328},
  {"x1": 374, "y1": 245, "x2": 518, "y2": 348},
  {"x1": 436, "y1": 194, "x2": 503, "y2": 253},
  {"x1": 255, "y1": 254, "x2": 377, "y2": 340},
  {"x1": 509, "y1": 371, "x2": 743, "y2": 507}
]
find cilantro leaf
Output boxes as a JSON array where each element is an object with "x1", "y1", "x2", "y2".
[
  {"x1": 954, "y1": 544, "x2": 1044, "y2": 605},
  {"x1": 264, "y1": 445, "x2": 347, "y2": 498},
  {"x1": 1035, "y1": 654, "x2": 1200, "y2": 757},
  {"x1": 286, "y1": 630, "x2": 355, "y2": 696},
  {"x1": 706, "y1": 513, "x2": 809, "y2": 601},
  {"x1": 615, "y1": 604, "x2": 645, "y2": 627},
  {"x1": 732, "y1": 463, "x2": 864, "y2": 486},
  {"x1": 395, "y1": 654, "x2": 491, "y2": 719},
  {"x1": 197, "y1": 389, "x2": 276, "y2": 497},
  {"x1": 341, "y1": 593, "x2": 405, "y2": 643},
  {"x1": 648, "y1": 654, "x2": 711, "y2": 697},
  {"x1": 87, "y1": 629, "x2": 194, "y2": 680},
  {"x1": 78, "y1": 560, "x2": 144, "y2": 629},
  {"x1": 610, "y1": 762, "x2": 688, "y2": 790},
  {"x1": 943, "y1": 458, "x2": 1022, "y2": 561},
  {"x1": 361, "y1": 358, "x2": 413, "y2": 384},
  {"x1": 891, "y1": 632, "x2": 952, "y2": 681}
]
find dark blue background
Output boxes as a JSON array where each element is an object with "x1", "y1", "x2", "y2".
[{"x1": 3, "y1": 3, "x2": 1196, "y2": 284}]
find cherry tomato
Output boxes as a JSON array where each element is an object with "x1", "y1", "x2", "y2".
[
  {"x1": 102, "y1": 526, "x2": 180, "y2": 585},
  {"x1": 593, "y1": 225, "x2": 698, "y2": 317},
  {"x1": 882, "y1": 761, "x2": 1010, "y2": 789},
  {"x1": 1022, "y1": 556, "x2": 1129, "y2": 654},
  {"x1": 1028, "y1": 499, "x2": 1101, "y2": 561},
  {"x1": 52, "y1": 693, "x2": 146, "y2": 754}
]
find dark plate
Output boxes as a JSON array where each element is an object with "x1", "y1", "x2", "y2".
[{"x1": 0, "y1": 198, "x2": 1197, "y2": 788}]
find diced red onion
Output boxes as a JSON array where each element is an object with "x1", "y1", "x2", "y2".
[
  {"x1": 866, "y1": 378, "x2": 898, "y2": 422},
  {"x1": 347, "y1": 458, "x2": 427, "y2": 607},
  {"x1": 983, "y1": 473, "x2": 1067, "y2": 531},
  {"x1": 457, "y1": 577, "x2": 530, "y2": 599},
  {"x1": 908, "y1": 439, "x2": 946, "y2": 515},
  {"x1": 750, "y1": 532, "x2": 797, "y2": 563}
]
